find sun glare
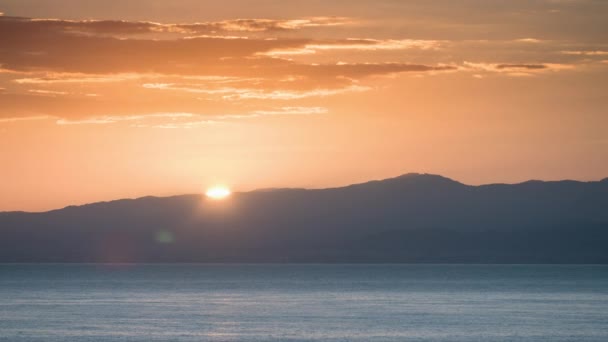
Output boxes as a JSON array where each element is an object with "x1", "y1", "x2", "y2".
[{"x1": 205, "y1": 186, "x2": 231, "y2": 199}]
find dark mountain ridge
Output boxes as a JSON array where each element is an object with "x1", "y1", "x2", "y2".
[{"x1": 1, "y1": 173, "x2": 607, "y2": 263}]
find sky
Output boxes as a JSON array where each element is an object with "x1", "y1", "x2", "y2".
[{"x1": 0, "y1": 0, "x2": 607, "y2": 211}]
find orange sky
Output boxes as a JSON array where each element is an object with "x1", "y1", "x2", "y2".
[{"x1": 1, "y1": 0, "x2": 607, "y2": 211}]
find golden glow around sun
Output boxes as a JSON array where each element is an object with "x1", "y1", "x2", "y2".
[{"x1": 205, "y1": 186, "x2": 231, "y2": 199}]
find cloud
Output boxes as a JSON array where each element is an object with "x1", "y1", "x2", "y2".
[
  {"x1": 145, "y1": 120, "x2": 219, "y2": 129},
  {"x1": 176, "y1": 17, "x2": 352, "y2": 33},
  {"x1": 212, "y1": 106, "x2": 327, "y2": 119},
  {"x1": 0, "y1": 16, "x2": 352, "y2": 38},
  {"x1": 561, "y1": 50, "x2": 608, "y2": 56},
  {"x1": 142, "y1": 82, "x2": 370, "y2": 99},
  {"x1": 142, "y1": 83, "x2": 249, "y2": 95},
  {"x1": 27, "y1": 89, "x2": 69, "y2": 96},
  {"x1": 0, "y1": 116, "x2": 50, "y2": 124},
  {"x1": 260, "y1": 39, "x2": 440, "y2": 56},
  {"x1": 138, "y1": 62, "x2": 452, "y2": 99},
  {"x1": 495, "y1": 64, "x2": 547, "y2": 70},
  {"x1": 0, "y1": 16, "x2": 450, "y2": 80},
  {"x1": 52, "y1": 106, "x2": 327, "y2": 128},
  {"x1": 463, "y1": 62, "x2": 573, "y2": 75},
  {"x1": 0, "y1": 12, "x2": 458, "y2": 121},
  {"x1": 1, "y1": 13, "x2": 582, "y2": 125},
  {"x1": 55, "y1": 113, "x2": 195, "y2": 125},
  {"x1": 14, "y1": 73, "x2": 144, "y2": 84},
  {"x1": 291, "y1": 63, "x2": 455, "y2": 79},
  {"x1": 223, "y1": 86, "x2": 370, "y2": 100},
  {"x1": 156, "y1": 106, "x2": 327, "y2": 128},
  {"x1": 251, "y1": 106, "x2": 327, "y2": 116},
  {"x1": 1, "y1": 16, "x2": 314, "y2": 75},
  {"x1": 515, "y1": 38, "x2": 543, "y2": 43},
  {"x1": 0, "y1": 33, "x2": 305, "y2": 75}
]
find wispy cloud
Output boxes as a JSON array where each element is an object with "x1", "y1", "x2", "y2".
[
  {"x1": 178, "y1": 17, "x2": 352, "y2": 32},
  {"x1": 142, "y1": 83, "x2": 248, "y2": 95},
  {"x1": 515, "y1": 38, "x2": 543, "y2": 43},
  {"x1": 223, "y1": 85, "x2": 370, "y2": 100},
  {"x1": 218, "y1": 106, "x2": 327, "y2": 118},
  {"x1": 55, "y1": 113, "x2": 195, "y2": 125},
  {"x1": 496, "y1": 64, "x2": 547, "y2": 70},
  {"x1": 0, "y1": 16, "x2": 352, "y2": 38},
  {"x1": 561, "y1": 50, "x2": 608, "y2": 56},
  {"x1": 463, "y1": 62, "x2": 574, "y2": 75},
  {"x1": 51, "y1": 106, "x2": 328, "y2": 128},
  {"x1": 260, "y1": 39, "x2": 440, "y2": 56},
  {"x1": 27, "y1": 89, "x2": 69, "y2": 96},
  {"x1": 14, "y1": 73, "x2": 144, "y2": 84},
  {"x1": 143, "y1": 82, "x2": 369, "y2": 100},
  {"x1": 0, "y1": 116, "x2": 51, "y2": 124}
]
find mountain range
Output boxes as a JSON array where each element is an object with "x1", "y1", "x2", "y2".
[{"x1": 1, "y1": 173, "x2": 607, "y2": 263}]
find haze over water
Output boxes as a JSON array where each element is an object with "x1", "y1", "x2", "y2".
[{"x1": 1, "y1": 264, "x2": 607, "y2": 341}]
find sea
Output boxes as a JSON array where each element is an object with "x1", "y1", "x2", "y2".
[{"x1": 1, "y1": 264, "x2": 607, "y2": 341}]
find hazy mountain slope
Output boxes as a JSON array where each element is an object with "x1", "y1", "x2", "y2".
[{"x1": 1, "y1": 173, "x2": 607, "y2": 263}]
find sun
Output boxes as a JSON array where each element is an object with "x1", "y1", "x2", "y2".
[{"x1": 205, "y1": 186, "x2": 231, "y2": 199}]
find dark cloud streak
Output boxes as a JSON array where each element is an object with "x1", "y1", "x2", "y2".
[
  {"x1": 0, "y1": 16, "x2": 351, "y2": 37},
  {"x1": 496, "y1": 64, "x2": 547, "y2": 70}
]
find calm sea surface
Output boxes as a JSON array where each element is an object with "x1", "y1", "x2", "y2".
[{"x1": 1, "y1": 264, "x2": 607, "y2": 341}]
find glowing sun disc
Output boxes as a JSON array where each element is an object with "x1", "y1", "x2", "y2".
[{"x1": 206, "y1": 186, "x2": 231, "y2": 199}]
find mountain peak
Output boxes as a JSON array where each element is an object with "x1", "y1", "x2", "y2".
[
  {"x1": 342, "y1": 172, "x2": 465, "y2": 191},
  {"x1": 392, "y1": 173, "x2": 463, "y2": 185},
  {"x1": 395, "y1": 172, "x2": 453, "y2": 180}
]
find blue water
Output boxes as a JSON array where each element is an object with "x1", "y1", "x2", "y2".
[{"x1": 1, "y1": 264, "x2": 607, "y2": 341}]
